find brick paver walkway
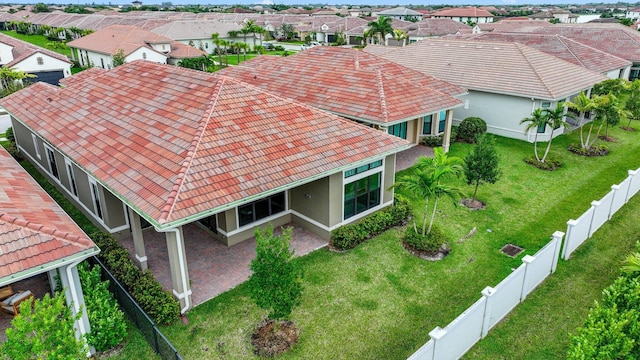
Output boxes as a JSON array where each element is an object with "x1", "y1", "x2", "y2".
[
  {"x1": 118, "y1": 223, "x2": 327, "y2": 307},
  {"x1": 395, "y1": 145, "x2": 434, "y2": 172}
]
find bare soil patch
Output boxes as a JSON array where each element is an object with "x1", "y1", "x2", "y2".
[
  {"x1": 598, "y1": 135, "x2": 617, "y2": 142},
  {"x1": 251, "y1": 319, "x2": 299, "y2": 357},
  {"x1": 461, "y1": 199, "x2": 486, "y2": 210},
  {"x1": 403, "y1": 242, "x2": 450, "y2": 261},
  {"x1": 621, "y1": 126, "x2": 637, "y2": 132}
]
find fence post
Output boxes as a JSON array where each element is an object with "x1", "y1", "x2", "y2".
[
  {"x1": 609, "y1": 184, "x2": 621, "y2": 219},
  {"x1": 153, "y1": 326, "x2": 160, "y2": 353},
  {"x1": 481, "y1": 286, "x2": 495, "y2": 338},
  {"x1": 551, "y1": 231, "x2": 564, "y2": 273},
  {"x1": 626, "y1": 169, "x2": 638, "y2": 203},
  {"x1": 429, "y1": 326, "x2": 447, "y2": 359},
  {"x1": 563, "y1": 220, "x2": 577, "y2": 260},
  {"x1": 520, "y1": 255, "x2": 535, "y2": 301},
  {"x1": 587, "y1": 200, "x2": 600, "y2": 238}
]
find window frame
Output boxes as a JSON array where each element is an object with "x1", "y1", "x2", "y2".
[
  {"x1": 43, "y1": 145, "x2": 59, "y2": 180},
  {"x1": 237, "y1": 192, "x2": 287, "y2": 228},
  {"x1": 422, "y1": 114, "x2": 433, "y2": 135},
  {"x1": 342, "y1": 159, "x2": 384, "y2": 221},
  {"x1": 88, "y1": 177, "x2": 104, "y2": 220}
]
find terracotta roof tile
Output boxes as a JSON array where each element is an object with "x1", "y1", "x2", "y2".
[
  {"x1": 0, "y1": 61, "x2": 410, "y2": 227},
  {"x1": 432, "y1": 7, "x2": 494, "y2": 18},
  {"x1": 219, "y1": 47, "x2": 465, "y2": 124},
  {"x1": 0, "y1": 147, "x2": 96, "y2": 279}
]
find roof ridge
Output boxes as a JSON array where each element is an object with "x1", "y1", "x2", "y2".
[
  {"x1": 376, "y1": 70, "x2": 389, "y2": 122},
  {"x1": 354, "y1": 50, "x2": 360, "y2": 70},
  {"x1": 555, "y1": 34, "x2": 587, "y2": 69},
  {"x1": 158, "y1": 76, "x2": 224, "y2": 224},
  {"x1": 516, "y1": 43, "x2": 555, "y2": 99},
  {"x1": 0, "y1": 213, "x2": 93, "y2": 248}
]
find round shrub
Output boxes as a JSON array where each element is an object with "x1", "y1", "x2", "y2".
[
  {"x1": 421, "y1": 135, "x2": 442, "y2": 148},
  {"x1": 404, "y1": 226, "x2": 446, "y2": 254},
  {"x1": 458, "y1": 117, "x2": 487, "y2": 143}
]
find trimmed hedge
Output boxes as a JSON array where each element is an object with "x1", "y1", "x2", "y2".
[
  {"x1": 330, "y1": 198, "x2": 411, "y2": 251},
  {"x1": 90, "y1": 232, "x2": 180, "y2": 325}
]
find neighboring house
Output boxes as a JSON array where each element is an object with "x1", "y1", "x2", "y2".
[
  {"x1": 463, "y1": 32, "x2": 632, "y2": 79},
  {"x1": 431, "y1": 7, "x2": 494, "y2": 24},
  {"x1": 529, "y1": 9, "x2": 578, "y2": 23},
  {"x1": 399, "y1": 19, "x2": 472, "y2": 43},
  {"x1": 67, "y1": 24, "x2": 205, "y2": 69},
  {"x1": 0, "y1": 60, "x2": 411, "y2": 312},
  {"x1": 218, "y1": 46, "x2": 467, "y2": 151},
  {"x1": 366, "y1": 39, "x2": 608, "y2": 142},
  {"x1": 151, "y1": 20, "x2": 245, "y2": 54},
  {"x1": 0, "y1": 33, "x2": 72, "y2": 85},
  {"x1": 472, "y1": 19, "x2": 555, "y2": 34},
  {"x1": 528, "y1": 24, "x2": 640, "y2": 81},
  {"x1": 376, "y1": 7, "x2": 424, "y2": 21},
  {"x1": 626, "y1": 8, "x2": 640, "y2": 20},
  {"x1": 0, "y1": 146, "x2": 100, "y2": 355}
]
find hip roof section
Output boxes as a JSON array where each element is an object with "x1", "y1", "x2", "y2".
[{"x1": 0, "y1": 61, "x2": 410, "y2": 227}]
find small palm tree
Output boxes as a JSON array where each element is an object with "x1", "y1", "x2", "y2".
[
  {"x1": 566, "y1": 91, "x2": 598, "y2": 150},
  {"x1": 520, "y1": 108, "x2": 548, "y2": 162},
  {"x1": 622, "y1": 252, "x2": 640, "y2": 273},
  {"x1": 366, "y1": 16, "x2": 393, "y2": 46},
  {"x1": 540, "y1": 104, "x2": 569, "y2": 162},
  {"x1": 211, "y1": 33, "x2": 224, "y2": 66},
  {"x1": 392, "y1": 29, "x2": 407, "y2": 46}
]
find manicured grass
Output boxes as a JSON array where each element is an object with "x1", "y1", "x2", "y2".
[
  {"x1": 0, "y1": 30, "x2": 72, "y2": 58},
  {"x1": 160, "y1": 124, "x2": 640, "y2": 359},
  {"x1": 100, "y1": 318, "x2": 161, "y2": 360}
]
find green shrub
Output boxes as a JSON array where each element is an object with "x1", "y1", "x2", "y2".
[
  {"x1": 78, "y1": 261, "x2": 127, "y2": 352},
  {"x1": 330, "y1": 198, "x2": 410, "y2": 251},
  {"x1": 524, "y1": 156, "x2": 562, "y2": 171},
  {"x1": 274, "y1": 45, "x2": 285, "y2": 51},
  {"x1": 404, "y1": 226, "x2": 446, "y2": 254},
  {"x1": 568, "y1": 143, "x2": 609, "y2": 157},
  {"x1": 421, "y1": 135, "x2": 442, "y2": 147},
  {"x1": 5, "y1": 126, "x2": 15, "y2": 144},
  {"x1": 458, "y1": 117, "x2": 487, "y2": 143},
  {"x1": 90, "y1": 232, "x2": 180, "y2": 325}
]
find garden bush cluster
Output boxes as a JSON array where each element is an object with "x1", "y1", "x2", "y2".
[
  {"x1": 457, "y1": 117, "x2": 487, "y2": 143},
  {"x1": 567, "y1": 143, "x2": 609, "y2": 157},
  {"x1": 90, "y1": 232, "x2": 180, "y2": 325},
  {"x1": 567, "y1": 272, "x2": 640, "y2": 359},
  {"x1": 330, "y1": 198, "x2": 410, "y2": 251},
  {"x1": 404, "y1": 226, "x2": 446, "y2": 254}
]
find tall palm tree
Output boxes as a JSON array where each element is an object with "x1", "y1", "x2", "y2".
[
  {"x1": 566, "y1": 91, "x2": 597, "y2": 150},
  {"x1": 366, "y1": 16, "x2": 393, "y2": 46},
  {"x1": 520, "y1": 108, "x2": 548, "y2": 162},
  {"x1": 540, "y1": 104, "x2": 569, "y2": 162},
  {"x1": 393, "y1": 148, "x2": 463, "y2": 235},
  {"x1": 211, "y1": 33, "x2": 224, "y2": 66}
]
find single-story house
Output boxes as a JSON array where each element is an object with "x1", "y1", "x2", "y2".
[
  {"x1": 529, "y1": 9, "x2": 578, "y2": 23},
  {"x1": 430, "y1": 7, "x2": 494, "y2": 24},
  {"x1": 0, "y1": 60, "x2": 411, "y2": 312},
  {"x1": 0, "y1": 146, "x2": 99, "y2": 355},
  {"x1": 366, "y1": 39, "x2": 608, "y2": 142},
  {"x1": 67, "y1": 24, "x2": 206, "y2": 69},
  {"x1": 0, "y1": 32, "x2": 72, "y2": 85},
  {"x1": 219, "y1": 46, "x2": 467, "y2": 152},
  {"x1": 376, "y1": 7, "x2": 424, "y2": 21},
  {"x1": 462, "y1": 32, "x2": 632, "y2": 79},
  {"x1": 151, "y1": 20, "x2": 246, "y2": 54}
]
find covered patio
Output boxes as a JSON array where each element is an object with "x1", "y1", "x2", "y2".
[{"x1": 118, "y1": 223, "x2": 328, "y2": 307}]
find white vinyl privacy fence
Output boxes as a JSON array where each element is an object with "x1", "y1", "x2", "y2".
[{"x1": 408, "y1": 167, "x2": 640, "y2": 360}]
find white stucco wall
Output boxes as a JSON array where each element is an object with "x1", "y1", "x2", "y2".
[
  {"x1": 452, "y1": 90, "x2": 570, "y2": 142},
  {"x1": 15, "y1": 52, "x2": 71, "y2": 77},
  {"x1": 149, "y1": 42, "x2": 171, "y2": 54},
  {"x1": 126, "y1": 47, "x2": 167, "y2": 65},
  {"x1": 0, "y1": 43, "x2": 14, "y2": 65}
]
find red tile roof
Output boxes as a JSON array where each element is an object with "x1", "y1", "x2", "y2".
[
  {"x1": 463, "y1": 33, "x2": 631, "y2": 75},
  {"x1": 0, "y1": 33, "x2": 71, "y2": 68},
  {"x1": 218, "y1": 47, "x2": 465, "y2": 124},
  {"x1": 0, "y1": 147, "x2": 96, "y2": 280},
  {"x1": 431, "y1": 7, "x2": 494, "y2": 18},
  {"x1": 0, "y1": 61, "x2": 410, "y2": 228}
]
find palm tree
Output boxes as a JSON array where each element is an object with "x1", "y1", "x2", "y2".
[
  {"x1": 211, "y1": 33, "x2": 224, "y2": 67},
  {"x1": 366, "y1": 16, "x2": 393, "y2": 46},
  {"x1": 254, "y1": 45, "x2": 265, "y2": 55},
  {"x1": 236, "y1": 42, "x2": 250, "y2": 62},
  {"x1": 392, "y1": 29, "x2": 407, "y2": 46},
  {"x1": 279, "y1": 23, "x2": 295, "y2": 40},
  {"x1": 520, "y1": 108, "x2": 548, "y2": 162},
  {"x1": 540, "y1": 104, "x2": 569, "y2": 162},
  {"x1": 623, "y1": 253, "x2": 640, "y2": 273},
  {"x1": 566, "y1": 91, "x2": 598, "y2": 150},
  {"x1": 393, "y1": 148, "x2": 463, "y2": 235},
  {"x1": 243, "y1": 20, "x2": 262, "y2": 49}
]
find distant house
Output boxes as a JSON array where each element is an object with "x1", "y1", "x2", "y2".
[
  {"x1": 529, "y1": 9, "x2": 578, "y2": 23},
  {"x1": 219, "y1": 47, "x2": 466, "y2": 151},
  {"x1": 151, "y1": 20, "x2": 245, "y2": 54},
  {"x1": 131, "y1": 0, "x2": 142, "y2": 8},
  {"x1": 625, "y1": 8, "x2": 640, "y2": 20},
  {"x1": 0, "y1": 145, "x2": 100, "y2": 355},
  {"x1": 367, "y1": 39, "x2": 608, "y2": 142},
  {"x1": 0, "y1": 33, "x2": 71, "y2": 85},
  {"x1": 431, "y1": 7, "x2": 494, "y2": 24},
  {"x1": 376, "y1": 7, "x2": 424, "y2": 21},
  {"x1": 67, "y1": 25, "x2": 205, "y2": 69},
  {"x1": 0, "y1": 60, "x2": 411, "y2": 312}
]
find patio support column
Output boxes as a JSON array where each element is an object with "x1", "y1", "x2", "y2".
[
  {"x1": 128, "y1": 207, "x2": 148, "y2": 271},
  {"x1": 59, "y1": 261, "x2": 94, "y2": 356},
  {"x1": 442, "y1": 109, "x2": 453, "y2": 153},
  {"x1": 165, "y1": 226, "x2": 192, "y2": 313}
]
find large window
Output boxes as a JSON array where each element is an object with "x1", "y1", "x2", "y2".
[
  {"x1": 422, "y1": 114, "x2": 433, "y2": 135},
  {"x1": 343, "y1": 160, "x2": 383, "y2": 220},
  {"x1": 238, "y1": 192, "x2": 286, "y2": 227},
  {"x1": 438, "y1": 111, "x2": 446, "y2": 133},
  {"x1": 388, "y1": 122, "x2": 407, "y2": 139},
  {"x1": 89, "y1": 179, "x2": 103, "y2": 220}
]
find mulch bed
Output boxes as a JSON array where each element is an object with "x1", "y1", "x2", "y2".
[
  {"x1": 251, "y1": 319, "x2": 299, "y2": 357},
  {"x1": 461, "y1": 198, "x2": 486, "y2": 210},
  {"x1": 621, "y1": 126, "x2": 637, "y2": 132},
  {"x1": 524, "y1": 157, "x2": 562, "y2": 171},
  {"x1": 567, "y1": 144, "x2": 609, "y2": 157},
  {"x1": 403, "y1": 242, "x2": 450, "y2": 261}
]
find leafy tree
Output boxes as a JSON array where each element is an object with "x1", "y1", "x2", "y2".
[
  {"x1": 366, "y1": 16, "x2": 393, "y2": 46},
  {"x1": 623, "y1": 80, "x2": 640, "y2": 128},
  {"x1": 549, "y1": 18, "x2": 561, "y2": 24},
  {"x1": 464, "y1": 134, "x2": 501, "y2": 202},
  {"x1": 248, "y1": 226, "x2": 303, "y2": 320},
  {"x1": 393, "y1": 148, "x2": 463, "y2": 235},
  {"x1": 595, "y1": 94, "x2": 630, "y2": 139},
  {"x1": 78, "y1": 261, "x2": 127, "y2": 352},
  {"x1": 279, "y1": 23, "x2": 295, "y2": 40},
  {"x1": 33, "y1": 3, "x2": 51, "y2": 13},
  {"x1": 0, "y1": 67, "x2": 35, "y2": 98},
  {"x1": 254, "y1": 45, "x2": 265, "y2": 54},
  {"x1": 618, "y1": 17, "x2": 634, "y2": 26},
  {"x1": 1, "y1": 292, "x2": 85, "y2": 359},
  {"x1": 112, "y1": 48, "x2": 126, "y2": 67}
]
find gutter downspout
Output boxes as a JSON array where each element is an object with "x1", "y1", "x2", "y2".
[
  {"x1": 155, "y1": 227, "x2": 191, "y2": 314},
  {"x1": 65, "y1": 258, "x2": 93, "y2": 357}
]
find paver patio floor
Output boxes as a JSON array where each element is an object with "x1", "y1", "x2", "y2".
[{"x1": 118, "y1": 223, "x2": 327, "y2": 307}]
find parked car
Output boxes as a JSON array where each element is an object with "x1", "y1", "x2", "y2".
[{"x1": 301, "y1": 42, "x2": 320, "y2": 50}]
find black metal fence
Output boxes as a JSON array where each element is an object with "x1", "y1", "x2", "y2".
[{"x1": 91, "y1": 256, "x2": 183, "y2": 360}]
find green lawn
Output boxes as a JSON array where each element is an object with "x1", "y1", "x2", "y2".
[
  {"x1": 0, "y1": 30, "x2": 72, "y2": 58},
  {"x1": 159, "y1": 123, "x2": 640, "y2": 359}
]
